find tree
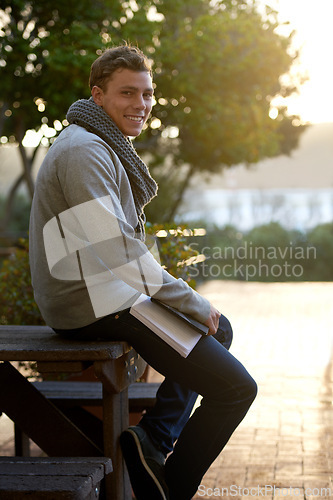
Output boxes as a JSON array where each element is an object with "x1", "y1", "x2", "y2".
[
  {"x1": 0, "y1": 0, "x2": 307, "y2": 228},
  {"x1": 0, "y1": 0, "x2": 155, "y2": 231},
  {"x1": 140, "y1": 0, "x2": 307, "y2": 221}
]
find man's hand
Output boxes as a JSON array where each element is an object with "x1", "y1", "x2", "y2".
[{"x1": 204, "y1": 304, "x2": 221, "y2": 335}]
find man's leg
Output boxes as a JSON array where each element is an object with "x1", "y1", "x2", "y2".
[
  {"x1": 118, "y1": 314, "x2": 255, "y2": 500},
  {"x1": 139, "y1": 381, "x2": 198, "y2": 455},
  {"x1": 139, "y1": 313, "x2": 233, "y2": 455}
]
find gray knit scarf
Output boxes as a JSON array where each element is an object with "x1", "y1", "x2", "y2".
[{"x1": 66, "y1": 97, "x2": 158, "y2": 239}]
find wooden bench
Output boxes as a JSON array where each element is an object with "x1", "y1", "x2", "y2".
[
  {"x1": 13, "y1": 381, "x2": 160, "y2": 456},
  {"x1": 0, "y1": 325, "x2": 149, "y2": 500},
  {"x1": 0, "y1": 456, "x2": 112, "y2": 499}
]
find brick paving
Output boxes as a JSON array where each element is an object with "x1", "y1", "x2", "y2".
[
  {"x1": 193, "y1": 281, "x2": 333, "y2": 499},
  {"x1": 0, "y1": 282, "x2": 332, "y2": 498}
]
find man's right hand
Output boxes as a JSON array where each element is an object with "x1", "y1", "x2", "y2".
[{"x1": 204, "y1": 304, "x2": 221, "y2": 336}]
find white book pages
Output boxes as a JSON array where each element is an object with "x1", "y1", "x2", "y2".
[{"x1": 130, "y1": 294, "x2": 202, "y2": 357}]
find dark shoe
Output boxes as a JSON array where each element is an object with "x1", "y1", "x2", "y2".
[{"x1": 120, "y1": 425, "x2": 169, "y2": 500}]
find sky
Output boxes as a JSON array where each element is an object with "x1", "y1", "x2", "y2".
[{"x1": 266, "y1": 0, "x2": 333, "y2": 124}]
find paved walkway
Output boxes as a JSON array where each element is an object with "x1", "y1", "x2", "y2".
[
  {"x1": 0, "y1": 282, "x2": 332, "y2": 498},
  {"x1": 193, "y1": 281, "x2": 333, "y2": 499}
]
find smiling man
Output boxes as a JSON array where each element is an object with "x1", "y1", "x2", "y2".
[
  {"x1": 91, "y1": 70, "x2": 153, "y2": 137},
  {"x1": 29, "y1": 45, "x2": 257, "y2": 500}
]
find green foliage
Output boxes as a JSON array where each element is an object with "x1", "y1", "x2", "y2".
[
  {"x1": 192, "y1": 222, "x2": 332, "y2": 282},
  {"x1": 0, "y1": 238, "x2": 44, "y2": 325},
  {"x1": 154, "y1": 6, "x2": 290, "y2": 166},
  {"x1": 306, "y1": 223, "x2": 333, "y2": 280},
  {"x1": 0, "y1": 0, "x2": 148, "y2": 139},
  {"x1": 246, "y1": 222, "x2": 294, "y2": 249},
  {"x1": 146, "y1": 222, "x2": 200, "y2": 289}
]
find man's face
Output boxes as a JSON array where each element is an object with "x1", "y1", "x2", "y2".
[{"x1": 92, "y1": 68, "x2": 154, "y2": 137}]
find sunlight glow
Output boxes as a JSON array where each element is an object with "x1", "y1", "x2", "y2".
[
  {"x1": 22, "y1": 129, "x2": 42, "y2": 148},
  {"x1": 266, "y1": 0, "x2": 333, "y2": 124}
]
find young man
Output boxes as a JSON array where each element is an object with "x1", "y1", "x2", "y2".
[{"x1": 29, "y1": 45, "x2": 257, "y2": 500}]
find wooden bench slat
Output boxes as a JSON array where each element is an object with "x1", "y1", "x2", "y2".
[
  {"x1": 0, "y1": 457, "x2": 112, "y2": 474},
  {"x1": 0, "y1": 463, "x2": 104, "y2": 479},
  {"x1": 0, "y1": 457, "x2": 112, "y2": 499},
  {"x1": 30, "y1": 380, "x2": 159, "y2": 409},
  {"x1": 32, "y1": 381, "x2": 103, "y2": 403},
  {"x1": 0, "y1": 476, "x2": 94, "y2": 499},
  {"x1": 0, "y1": 325, "x2": 130, "y2": 361}
]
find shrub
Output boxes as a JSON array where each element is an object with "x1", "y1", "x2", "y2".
[
  {"x1": 305, "y1": 223, "x2": 333, "y2": 280},
  {"x1": 0, "y1": 238, "x2": 43, "y2": 377},
  {"x1": 191, "y1": 222, "x2": 331, "y2": 282},
  {"x1": 0, "y1": 238, "x2": 44, "y2": 326},
  {"x1": 146, "y1": 222, "x2": 199, "y2": 289}
]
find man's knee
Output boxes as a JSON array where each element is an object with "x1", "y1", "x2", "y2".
[
  {"x1": 215, "y1": 314, "x2": 233, "y2": 350},
  {"x1": 245, "y1": 374, "x2": 258, "y2": 404}
]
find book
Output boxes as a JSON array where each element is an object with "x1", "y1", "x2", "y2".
[
  {"x1": 129, "y1": 294, "x2": 208, "y2": 357},
  {"x1": 151, "y1": 298, "x2": 209, "y2": 335}
]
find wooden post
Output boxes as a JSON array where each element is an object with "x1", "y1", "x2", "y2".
[{"x1": 102, "y1": 388, "x2": 132, "y2": 500}]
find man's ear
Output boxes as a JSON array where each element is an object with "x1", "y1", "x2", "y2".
[{"x1": 91, "y1": 86, "x2": 104, "y2": 106}]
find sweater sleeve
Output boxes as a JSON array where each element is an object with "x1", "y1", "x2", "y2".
[{"x1": 47, "y1": 133, "x2": 211, "y2": 324}]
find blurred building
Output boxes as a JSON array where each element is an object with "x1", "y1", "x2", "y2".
[{"x1": 179, "y1": 122, "x2": 333, "y2": 230}]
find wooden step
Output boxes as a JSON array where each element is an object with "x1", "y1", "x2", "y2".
[
  {"x1": 0, "y1": 456, "x2": 112, "y2": 499},
  {"x1": 31, "y1": 380, "x2": 159, "y2": 411}
]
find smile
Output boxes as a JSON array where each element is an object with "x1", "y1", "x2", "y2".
[{"x1": 125, "y1": 116, "x2": 144, "y2": 122}]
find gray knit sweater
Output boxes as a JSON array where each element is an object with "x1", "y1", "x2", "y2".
[{"x1": 29, "y1": 124, "x2": 210, "y2": 330}]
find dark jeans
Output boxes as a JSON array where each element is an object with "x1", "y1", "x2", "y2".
[
  {"x1": 55, "y1": 311, "x2": 257, "y2": 500},
  {"x1": 140, "y1": 313, "x2": 234, "y2": 456}
]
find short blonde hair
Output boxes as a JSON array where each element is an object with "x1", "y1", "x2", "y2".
[{"x1": 89, "y1": 45, "x2": 152, "y2": 90}]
